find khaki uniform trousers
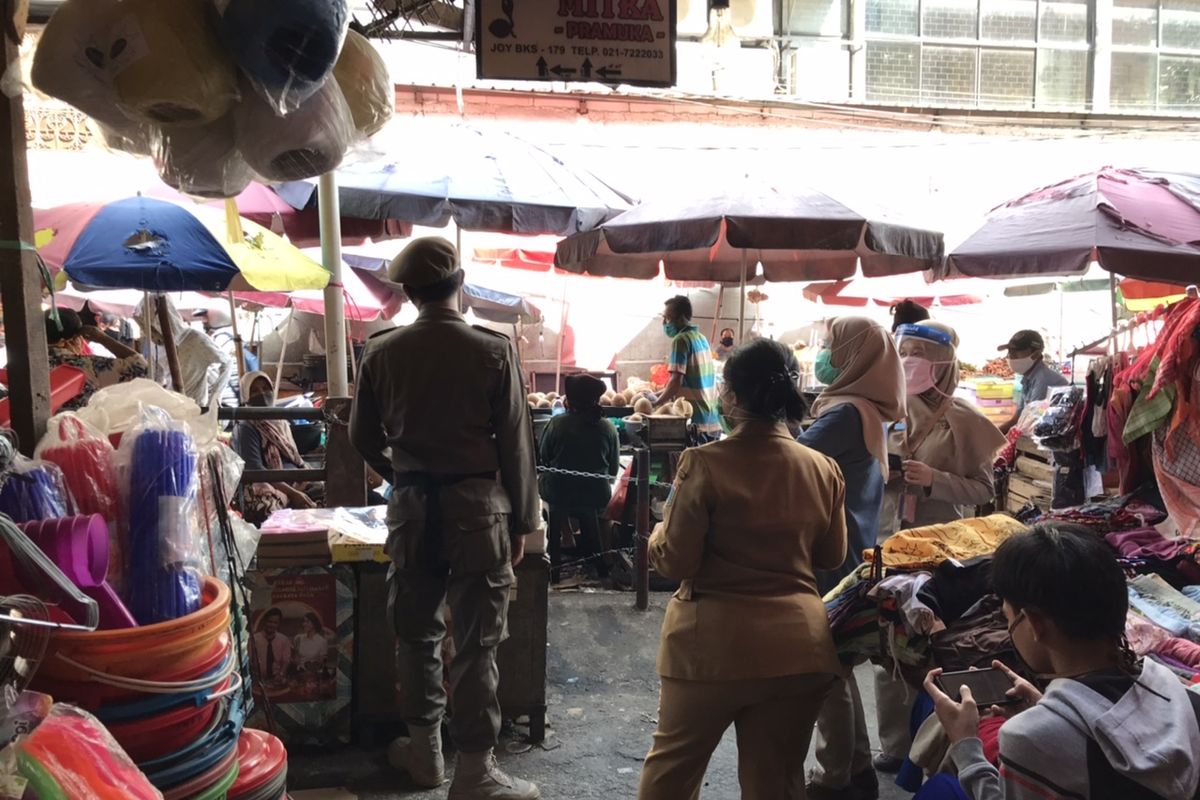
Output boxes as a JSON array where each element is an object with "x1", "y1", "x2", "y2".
[
  {"x1": 873, "y1": 664, "x2": 914, "y2": 761},
  {"x1": 638, "y1": 672, "x2": 835, "y2": 800},
  {"x1": 387, "y1": 514, "x2": 514, "y2": 754},
  {"x1": 810, "y1": 666, "x2": 874, "y2": 788}
]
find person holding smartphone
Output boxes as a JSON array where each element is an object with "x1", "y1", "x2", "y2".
[{"x1": 924, "y1": 523, "x2": 1200, "y2": 800}]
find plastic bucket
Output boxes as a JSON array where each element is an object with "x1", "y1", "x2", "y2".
[
  {"x1": 106, "y1": 683, "x2": 227, "y2": 763},
  {"x1": 228, "y1": 729, "x2": 287, "y2": 799},
  {"x1": 36, "y1": 577, "x2": 230, "y2": 683},
  {"x1": 162, "y1": 741, "x2": 239, "y2": 800},
  {"x1": 35, "y1": 632, "x2": 231, "y2": 711}
]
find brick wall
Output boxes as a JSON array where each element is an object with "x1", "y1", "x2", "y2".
[
  {"x1": 980, "y1": 49, "x2": 1036, "y2": 107},
  {"x1": 1111, "y1": 52, "x2": 1157, "y2": 110},
  {"x1": 1162, "y1": 0, "x2": 1200, "y2": 48},
  {"x1": 921, "y1": 46, "x2": 977, "y2": 105},
  {"x1": 1113, "y1": 0, "x2": 1159, "y2": 45},
  {"x1": 865, "y1": 42, "x2": 920, "y2": 101},
  {"x1": 922, "y1": 0, "x2": 979, "y2": 38},
  {"x1": 1036, "y1": 49, "x2": 1088, "y2": 108},
  {"x1": 867, "y1": 0, "x2": 919, "y2": 35},
  {"x1": 1159, "y1": 55, "x2": 1200, "y2": 110},
  {"x1": 981, "y1": 0, "x2": 1037, "y2": 40},
  {"x1": 1038, "y1": 0, "x2": 1090, "y2": 42}
]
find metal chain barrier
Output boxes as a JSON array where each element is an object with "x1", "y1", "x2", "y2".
[{"x1": 536, "y1": 464, "x2": 674, "y2": 490}]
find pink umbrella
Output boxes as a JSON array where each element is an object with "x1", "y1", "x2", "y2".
[{"x1": 946, "y1": 168, "x2": 1200, "y2": 283}]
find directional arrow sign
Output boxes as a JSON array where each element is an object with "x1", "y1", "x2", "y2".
[{"x1": 476, "y1": 0, "x2": 676, "y2": 88}]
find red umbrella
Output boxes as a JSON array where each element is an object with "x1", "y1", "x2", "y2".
[{"x1": 947, "y1": 168, "x2": 1200, "y2": 283}]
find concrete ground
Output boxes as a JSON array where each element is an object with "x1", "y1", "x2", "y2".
[{"x1": 289, "y1": 592, "x2": 911, "y2": 799}]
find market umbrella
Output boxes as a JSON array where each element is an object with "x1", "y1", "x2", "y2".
[
  {"x1": 945, "y1": 168, "x2": 1200, "y2": 284},
  {"x1": 149, "y1": 182, "x2": 412, "y2": 249},
  {"x1": 555, "y1": 184, "x2": 944, "y2": 336},
  {"x1": 803, "y1": 273, "x2": 990, "y2": 307},
  {"x1": 342, "y1": 254, "x2": 542, "y2": 324},
  {"x1": 273, "y1": 123, "x2": 634, "y2": 236},
  {"x1": 34, "y1": 196, "x2": 330, "y2": 293},
  {"x1": 236, "y1": 259, "x2": 389, "y2": 323}
]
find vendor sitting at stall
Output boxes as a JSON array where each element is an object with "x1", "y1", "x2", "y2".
[
  {"x1": 44, "y1": 307, "x2": 148, "y2": 410},
  {"x1": 924, "y1": 522, "x2": 1200, "y2": 800},
  {"x1": 997, "y1": 329, "x2": 1068, "y2": 433},
  {"x1": 539, "y1": 374, "x2": 620, "y2": 582},
  {"x1": 232, "y1": 371, "x2": 321, "y2": 525},
  {"x1": 714, "y1": 327, "x2": 737, "y2": 360}
]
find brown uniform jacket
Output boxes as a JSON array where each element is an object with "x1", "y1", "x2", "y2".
[
  {"x1": 349, "y1": 307, "x2": 540, "y2": 543},
  {"x1": 650, "y1": 420, "x2": 847, "y2": 682}
]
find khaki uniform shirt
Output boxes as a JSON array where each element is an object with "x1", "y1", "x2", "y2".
[
  {"x1": 650, "y1": 420, "x2": 847, "y2": 682},
  {"x1": 350, "y1": 307, "x2": 540, "y2": 561}
]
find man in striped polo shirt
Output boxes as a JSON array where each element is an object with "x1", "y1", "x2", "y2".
[{"x1": 654, "y1": 295, "x2": 721, "y2": 443}]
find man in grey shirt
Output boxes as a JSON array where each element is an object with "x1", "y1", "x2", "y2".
[{"x1": 998, "y1": 330, "x2": 1068, "y2": 433}]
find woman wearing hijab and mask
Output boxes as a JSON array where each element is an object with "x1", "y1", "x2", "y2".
[
  {"x1": 802, "y1": 317, "x2": 906, "y2": 800},
  {"x1": 869, "y1": 321, "x2": 1009, "y2": 776},
  {"x1": 638, "y1": 339, "x2": 847, "y2": 800},
  {"x1": 231, "y1": 371, "x2": 320, "y2": 525}
]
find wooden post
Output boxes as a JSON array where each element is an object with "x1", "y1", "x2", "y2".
[
  {"x1": 154, "y1": 294, "x2": 184, "y2": 393},
  {"x1": 0, "y1": 17, "x2": 50, "y2": 453},
  {"x1": 634, "y1": 446, "x2": 650, "y2": 611},
  {"x1": 323, "y1": 396, "x2": 366, "y2": 508}
]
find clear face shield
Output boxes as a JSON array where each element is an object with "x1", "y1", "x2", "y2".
[{"x1": 894, "y1": 324, "x2": 956, "y2": 396}]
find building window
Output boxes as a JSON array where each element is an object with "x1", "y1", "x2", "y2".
[
  {"x1": 980, "y1": 48, "x2": 1037, "y2": 106},
  {"x1": 921, "y1": 0, "x2": 979, "y2": 38},
  {"x1": 867, "y1": 0, "x2": 920, "y2": 35},
  {"x1": 866, "y1": 41, "x2": 921, "y2": 100},
  {"x1": 1111, "y1": 51, "x2": 1158, "y2": 109},
  {"x1": 1160, "y1": 55, "x2": 1200, "y2": 110},
  {"x1": 1038, "y1": 0, "x2": 1090, "y2": 42},
  {"x1": 1161, "y1": 0, "x2": 1200, "y2": 49},
  {"x1": 981, "y1": 0, "x2": 1038, "y2": 41},
  {"x1": 1113, "y1": 0, "x2": 1159, "y2": 46},
  {"x1": 1036, "y1": 48, "x2": 1089, "y2": 108}
]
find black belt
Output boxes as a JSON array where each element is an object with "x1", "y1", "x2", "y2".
[{"x1": 392, "y1": 471, "x2": 495, "y2": 573}]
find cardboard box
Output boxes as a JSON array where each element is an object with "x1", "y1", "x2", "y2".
[{"x1": 246, "y1": 565, "x2": 355, "y2": 746}]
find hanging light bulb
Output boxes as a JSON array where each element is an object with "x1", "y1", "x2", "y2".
[{"x1": 700, "y1": 0, "x2": 740, "y2": 49}]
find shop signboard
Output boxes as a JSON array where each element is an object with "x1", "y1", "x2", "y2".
[{"x1": 476, "y1": 0, "x2": 677, "y2": 87}]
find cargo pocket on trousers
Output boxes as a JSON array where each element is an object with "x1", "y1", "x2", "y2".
[
  {"x1": 479, "y1": 564, "x2": 515, "y2": 647},
  {"x1": 447, "y1": 514, "x2": 510, "y2": 574}
]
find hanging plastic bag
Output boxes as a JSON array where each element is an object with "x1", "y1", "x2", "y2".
[
  {"x1": 153, "y1": 113, "x2": 255, "y2": 199},
  {"x1": 234, "y1": 74, "x2": 356, "y2": 182},
  {"x1": 215, "y1": 0, "x2": 350, "y2": 115},
  {"x1": 195, "y1": 440, "x2": 251, "y2": 585},
  {"x1": 118, "y1": 406, "x2": 202, "y2": 624},
  {"x1": 13, "y1": 704, "x2": 162, "y2": 800},
  {"x1": 0, "y1": 455, "x2": 75, "y2": 523},
  {"x1": 76, "y1": 378, "x2": 204, "y2": 443},
  {"x1": 333, "y1": 30, "x2": 393, "y2": 137},
  {"x1": 34, "y1": 413, "x2": 124, "y2": 592}
]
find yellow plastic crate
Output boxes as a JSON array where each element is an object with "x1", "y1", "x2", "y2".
[{"x1": 972, "y1": 379, "x2": 1015, "y2": 400}]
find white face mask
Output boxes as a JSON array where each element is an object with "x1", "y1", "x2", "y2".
[{"x1": 1009, "y1": 356, "x2": 1036, "y2": 375}]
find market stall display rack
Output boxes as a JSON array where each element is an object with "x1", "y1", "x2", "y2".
[{"x1": 1005, "y1": 438, "x2": 1054, "y2": 514}]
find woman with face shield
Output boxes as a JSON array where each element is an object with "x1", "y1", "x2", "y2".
[
  {"x1": 868, "y1": 322, "x2": 1008, "y2": 777},
  {"x1": 231, "y1": 371, "x2": 320, "y2": 525}
]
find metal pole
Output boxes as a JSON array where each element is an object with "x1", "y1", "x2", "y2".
[
  {"x1": 155, "y1": 294, "x2": 184, "y2": 393},
  {"x1": 634, "y1": 446, "x2": 650, "y2": 611},
  {"x1": 555, "y1": 281, "x2": 568, "y2": 394},
  {"x1": 738, "y1": 249, "x2": 748, "y2": 342},
  {"x1": 1109, "y1": 271, "x2": 1119, "y2": 355},
  {"x1": 318, "y1": 172, "x2": 349, "y2": 396},
  {"x1": 711, "y1": 284, "x2": 725, "y2": 346},
  {"x1": 142, "y1": 292, "x2": 155, "y2": 383},
  {"x1": 273, "y1": 308, "x2": 295, "y2": 404},
  {"x1": 226, "y1": 290, "x2": 247, "y2": 378}
]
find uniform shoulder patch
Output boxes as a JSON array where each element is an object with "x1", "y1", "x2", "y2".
[{"x1": 367, "y1": 327, "x2": 402, "y2": 342}]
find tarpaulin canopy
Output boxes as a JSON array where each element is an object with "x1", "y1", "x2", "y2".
[
  {"x1": 945, "y1": 168, "x2": 1200, "y2": 283},
  {"x1": 35, "y1": 196, "x2": 330, "y2": 292},
  {"x1": 803, "y1": 277, "x2": 985, "y2": 307},
  {"x1": 274, "y1": 123, "x2": 633, "y2": 236},
  {"x1": 343, "y1": 254, "x2": 542, "y2": 324},
  {"x1": 554, "y1": 185, "x2": 945, "y2": 283}
]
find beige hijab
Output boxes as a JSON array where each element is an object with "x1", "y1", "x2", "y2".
[
  {"x1": 811, "y1": 316, "x2": 906, "y2": 477},
  {"x1": 904, "y1": 320, "x2": 1008, "y2": 473}
]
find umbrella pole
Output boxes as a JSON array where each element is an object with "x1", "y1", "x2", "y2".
[
  {"x1": 738, "y1": 250, "x2": 748, "y2": 342},
  {"x1": 155, "y1": 294, "x2": 184, "y2": 393},
  {"x1": 711, "y1": 284, "x2": 725, "y2": 345},
  {"x1": 274, "y1": 308, "x2": 295, "y2": 405},
  {"x1": 227, "y1": 291, "x2": 247, "y2": 379},
  {"x1": 1109, "y1": 272, "x2": 1119, "y2": 354},
  {"x1": 142, "y1": 291, "x2": 155, "y2": 383},
  {"x1": 555, "y1": 280, "x2": 568, "y2": 394},
  {"x1": 318, "y1": 172, "x2": 349, "y2": 396}
]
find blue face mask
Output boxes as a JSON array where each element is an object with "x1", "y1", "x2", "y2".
[
  {"x1": 663, "y1": 322, "x2": 682, "y2": 338},
  {"x1": 814, "y1": 349, "x2": 841, "y2": 386}
]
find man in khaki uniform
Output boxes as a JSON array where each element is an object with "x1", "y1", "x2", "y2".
[{"x1": 350, "y1": 238, "x2": 541, "y2": 800}]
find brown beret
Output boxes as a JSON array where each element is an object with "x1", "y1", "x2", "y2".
[{"x1": 388, "y1": 237, "x2": 460, "y2": 287}]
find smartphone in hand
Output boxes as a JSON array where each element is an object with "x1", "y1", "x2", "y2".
[{"x1": 935, "y1": 667, "x2": 1018, "y2": 707}]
